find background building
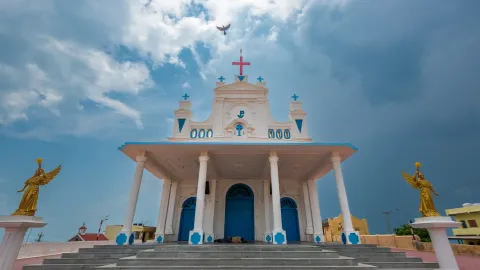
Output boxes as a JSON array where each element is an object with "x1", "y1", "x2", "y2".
[
  {"x1": 67, "y1": 224, "x2": 108, "y2": 242},
  {"x1": 105, "y1": 224, "x2": 156, "y2": 242},
  {"x1": 446, "y1": 203, "x2": 480, "y2": 245},
  {"x1": 323, "y1": 214, "x2": 369, "y2": 242}
]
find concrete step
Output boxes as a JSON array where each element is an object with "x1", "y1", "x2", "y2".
[
  {"x1": 97, "y1": 265, "x2": 377, "y2": 270},
  {"x1": 321, "y1": 247, "x2": 392, "y2": 253},
  {"x1": 354, "y1": 257, "x2": 422, "y2": 263},
  {"x1": 153, "y1": 245, "x2": 320, "y2": 252},
  {"x1": 42, "y1": 258, "x2": 120, "y2": 265},
  {"x1": 93, "y1": 245, "x2": 156, "y2": 249},
  {"x1": 136, "y1": 250, "x2": 340, "y2": 259},
  {"x1": 79, "y1": 248, "x2": 151, "y2": 253},
  {"x1": 116, "y1": 257, "x2": 359, "y2": 267},
  {"x1": 62, "y1": 252, "x2": 139, "y2": 259},
  {"x1": 366, "y1": 262, "x2": 439, "y2": 268},
  {"x1": 24, "y1": 264, "x2": 104, "y2": 270}
]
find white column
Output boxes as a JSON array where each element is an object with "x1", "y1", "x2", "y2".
[
  {"x1": 164, "y1": 181, "x2": 178, "y2": 235},
  {"x1": 203, "y1": 179, "x2": 217, "y2": 243},
  {"x1": 189, "y1": 152, "x2": 209, "y2": 245},
  {"x1": 155, "y1": 179, "x2": 171, "y2": 243},
  {"x1": 302, "y1": 181, "x2": 313, "y2": 235},
  {"x1": 269, "y1": 152, "x2": 286, "y2": 244},
  {"x1": 0, "y1": 216, "x2": 46, "y2": 270},
  {"x1": 331, "y1": 152, "x2": 359, "y2": 245},
  {"x1": 307, "y1": 179, "x2": 325, "y2": 243},
  {"x1": 117, "y1": 154, "x2": 147, "y2": 245},
  {"x1": 263, "y1": 180, "x2": 273, "y2": 243}
]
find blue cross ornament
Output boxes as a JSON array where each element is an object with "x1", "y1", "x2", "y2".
[
  {"x1": 292, "y1": 94, "x2": 299, "y2": 101},
  {"x1": 218, "y1": 76, "x2": 225, "y2": 82},
  {"x1": 235, "y1": 124, "x2": 244, "y2": 136},
  {"x1": 182, "y1": 93, "x2": 190, "y2": 100},
  {"x1": 257, "y1": 76, "x2": 264, "y2": 82}
]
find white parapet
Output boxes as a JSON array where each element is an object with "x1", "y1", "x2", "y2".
[
  {"x1": 0, "y1": 215, "x2": 47, "y2": 270},
  {"x1": 411, "y1": 216, "x2": 461, "y2": 270}
]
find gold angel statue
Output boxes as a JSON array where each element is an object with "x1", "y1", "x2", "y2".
[
  {"x1": 402, "y1": 162, "x2": 440, "y2": 217},
  {"x1": 11, "y1": 158, "x2": 61, "y2": 216}
]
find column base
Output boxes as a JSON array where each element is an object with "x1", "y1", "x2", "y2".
[
  {"x1": 263, "y1": 233, "x2": 272, "y2": 244},
  {"x1": 116, "y1": 231, "x2": 135, "y2": 246},
  {"x1": 189, "y1": 230, "x2": 204, "y2": 245},
  {"x1": 341, "y1": 231, "x2": 361, "y2": 245},
  {"x1": 204, "y1": 233, "x2": 215, "y2": 244},
  {"x1": 272, "y1": 229, "x2": 287, "y2": 245},
  {"x1": 411, "y1": 216, "x2": 461, "y2": 270},
  {"x1": 0, "y1": 216, "x2": 47, "y2": 270},
  {"x1": 155, "y1": 233, "x2": 165, "y2": 244},
  {"x1": 313, "y1": 233, "x2": 325, "y2": 244}
]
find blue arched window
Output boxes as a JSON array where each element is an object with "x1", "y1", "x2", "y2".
[
  {"x1": 280, "y1": 197, "x2": 298, "y2": 209},
  {"x1": 182, "y1": 197, "x2": 197, "y2": 209}
]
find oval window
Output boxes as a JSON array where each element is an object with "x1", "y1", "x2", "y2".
[
  {"x1": 268, "y1": 129, "x2": 275, "y2": 138},
  {"x1": 284, "y1": 129, "x2": 291, "y2": 139},
  {"x1": 276, "y1": 129, "x2": 283, "y2": 139},
  {"x1": 190, "y1": 129, "x2": 198, "y2": 138},
  {"x1": 206, "y1": 129, "x2": 213, "y2": 138},
  {"x1": 199, "y1": 129, "x2": 205, "y2": 138}
]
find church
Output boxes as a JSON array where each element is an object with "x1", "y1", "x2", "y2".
[{"x1": 115, "y1": 50, "x2": 360, "y2": 245}]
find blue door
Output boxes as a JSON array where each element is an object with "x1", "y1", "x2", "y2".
[
  {"x1": 178, "y1": 197, "x2": 196, "y2": 242},
  {"x1": 224, "y1": 183, "x2": 255, "y2": 241},
  {"x1": 281, "y1": 197, "x2": 300, "y2": 242}
]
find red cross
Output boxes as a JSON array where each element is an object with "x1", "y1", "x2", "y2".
[{"x1": 232, "y1": 49, "x2": 250, "y2": 76}]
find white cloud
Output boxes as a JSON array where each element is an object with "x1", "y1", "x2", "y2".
[{"x1": 181, "y1": 82, "x2": 191, "y2": 88}]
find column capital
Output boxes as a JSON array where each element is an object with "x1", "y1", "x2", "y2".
[
  {"x1": 163, "y1": 178, "x2": 172, "y2": 185},
  {"x1": 330, "y1": 152, "x2": 341, "y2": 163},
  {"x1": 199, "y1": 155, "x2": 209, "y2": 162},
  {"x1": 136, "y1": 155, "x2": 147, "y2": 163}
]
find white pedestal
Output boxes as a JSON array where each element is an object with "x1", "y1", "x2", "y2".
[
  {"x1": 411, "y1": 216, "x2": 461, "y2": 270},
  {"x1": 188, "y1": 230, "x2": 203, "y2": 245},
  {"x1": 0, "y1": 216, "x2": 47, "y2": 270}
]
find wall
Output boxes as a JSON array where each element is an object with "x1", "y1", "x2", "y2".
[{"x1": 16, "y1": 241, "x2": 114, "y2": 259}]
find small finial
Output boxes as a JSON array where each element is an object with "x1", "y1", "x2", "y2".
[
  {"x1": 182, "y1": 93, "x2": 190, "y2": 101},
  {"x1": 292, "y1": 94, "x2": 299, "y2": 101}
]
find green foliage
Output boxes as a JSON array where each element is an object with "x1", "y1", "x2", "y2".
[{"x1": 394, "y1": 224, "x2": 431, "y2": 242}]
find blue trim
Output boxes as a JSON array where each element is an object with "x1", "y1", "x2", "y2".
[
  {"x1": 295, "y1": 119, "x2": 303, "y2": 133},
  {"x1": 178, "y1": 118, "x2": 186, "y2": 133},
  {"x1": 190, "y1": 129, "x2": 198, "y2": 139},
  {"x1": 199, "y1": 129, "x2": 205, "y2": 138},
  {"x1": 238, "y1": 75, "x2": 245, "y2": 81},
  {"x1": 275, "y1": 129, "x2": 283, "y2": 139},
  {"x1": 118, "y1": 141, "x2": 358, "y2": 151},
  {"x1": 268, "y1": 129, "x2": 274, "y2": 138},
  {"x1": 284, "y1": 129, "x2": 291, "y2": 140},
  {"x1": 206, "y1": 129, "x2": 213, "y2": 138}
]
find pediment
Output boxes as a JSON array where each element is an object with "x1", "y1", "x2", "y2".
[{"x1": 215, "y1": 81, "x2": 267, "y2": 92}]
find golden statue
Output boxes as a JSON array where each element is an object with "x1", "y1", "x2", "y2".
[
  {"x1": 402, "y1": 162, "x2": 440, "y2": 217},
  {"x1": 11, "y1": 158, "x2": 61, "y2": 216}
]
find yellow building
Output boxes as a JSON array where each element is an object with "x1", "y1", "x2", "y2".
[
  {"x1": 322, "y1": 214, "x2": 369, "y2": 242},
  {"x1": 104, "y1": 224, "x2": 156, "y2": 242},
  {"x1": 446, "y1": 203, "x2": 480, "y2": 245}
]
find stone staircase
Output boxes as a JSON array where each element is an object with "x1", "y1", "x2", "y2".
[
  {"x1": 98, "y1": 244, "x2": 376, "y2": 269},
  {"x1": 23, "y1": 243, "x2": 440, "y2": 270},
  {"x1": 318, "y1": 244, "x2": 439, "y2": 269},
  {"x1": 23, "y1": 244, "x2": 155, "y2": 270}
]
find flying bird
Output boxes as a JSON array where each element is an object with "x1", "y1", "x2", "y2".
[{"x1": 216, "y1": 24, "x2": 231, "y2": 35}]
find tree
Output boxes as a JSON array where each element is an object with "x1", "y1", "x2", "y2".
[{"x1": 394, "y1": 224, "x2": 431, "y2": 242}]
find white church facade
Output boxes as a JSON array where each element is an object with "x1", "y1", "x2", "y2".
[{"x1": 115, "y1": 51, "x2": 360, "y2": 245}]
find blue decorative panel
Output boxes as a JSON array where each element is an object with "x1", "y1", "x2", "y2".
[
  {"x1": 276, "y1": 129, "x2": 283, "y2": 139},
  {"x1": 284, "y1": 129, "x2": 291, "y2": 139},
  {"x1": 190, "y1": 129, "x2": 198, "y2": 138},
  {"x1": 268, "y1": 129, "x2": 274, "y2": 138},
  {"x1": 235, "y1": 124, "x2": 244, "y2": 136},
  {"x1": 178, "y1": 197, "x2": 196, "y2": 241},
  {"x1": 274, "y1": 232, "x2": 285, "y2": 244},
  {"x1": 341, "y1": 232, "x2": 347, "y2": 245},
  {"x1": 295, "y1": 119, "x2": 303, "y2": 133},
  {"x1": 178, "y1": 118, "x2": 186, "y2": 133},
  {"x1": 237, "y1": 75, "x2": 245, "y2": 81},
  {"x1": 266, "y1": 234, "x2": 272, "y2": 243},
  {"x1": 190, "y1": 232, "x2": 201, "y2": 245},
  {"x1": 116, "y1": 233, "x2": 127, "y2": 245},
  {"x1": 206, "y1": 129, "x2": 213, "y2": 137},
  {"x1": 224, "y1": 184, "x2": 254, "y2": 241},
  {"x1": 349, "y1": 233, "x2": 360, "y2": 245},
  {"x1": 315, "y1": 235, "x2": 321, "y2": 243},
  {"x1": 128, "y1": 233, "x2": 134, "y2": 245},
  {"x1": 156, "y1": 235, "x2": 163, "y2": 243},
  {"x1": 280, "y1": 197, "x2": 300, "y2": 242},
  {"x1": 207, "y1": 235, "x2": 213, "y2": 243},
  {"x1": 199, "y1": 129, "x2": 205, "y2": 138},
  {"x1": 237, "y1": 110, "x2": 245, "y2": 118}
]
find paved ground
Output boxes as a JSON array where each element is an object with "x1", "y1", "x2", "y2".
[
  {"x1": 391, "y1": 248, "x2": 480, "y2": 270},
  {"x1": 13, "y1": 254, "x2": 61, "y2": 270}
]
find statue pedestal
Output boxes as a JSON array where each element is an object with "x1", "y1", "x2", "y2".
[
  {"x1": 410, "y1": 216, "x2": 461, "y2": 270},
  {"x1": 0, "y1": 216, "x2": 47, "y2": 270}
]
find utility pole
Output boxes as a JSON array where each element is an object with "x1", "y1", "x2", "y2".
[
  {"x1": 382, "y1": 211, "x2": 393, "y2": 233},
  {"x1": 35, "y1": 232, "x2": 44, "y2": 242},
  {"x1": 97, "y1": 214, "x2": 109, "y2": 240}
]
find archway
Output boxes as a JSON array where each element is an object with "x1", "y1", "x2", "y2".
[
  {"x1": 178, "y1": 197, "x2": 196, "y2": 242},
  {"x1": 224, "y1": 183, "x2": 255, "y2": 241},
  {"x1": 281, "y1": 197, "x2": 300, "y2": 242}
]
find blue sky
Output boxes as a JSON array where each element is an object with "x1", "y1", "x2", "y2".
[{"x1": 0, "y1": 0, "x2": 479, "y2": 242}]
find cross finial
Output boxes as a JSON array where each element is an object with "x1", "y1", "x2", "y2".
[
  {"x1": 182, "y1": 93, "x2": 190, "y2": 100},
  {"x1": 240, "y1": 49, "x2": 242, "y2": 56},
  {"x1": 292, "y1": 94, "x2": 299, "y2": 101},
  {"x1": 257, "y1": 76, "x2": 264, "y2": 82},
  {"x1": 232, "y1": 49, "x2": 250, "y2": 76},
  {"x1": 218, "y1": 76, "x2": 225, "y2": 82}
]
